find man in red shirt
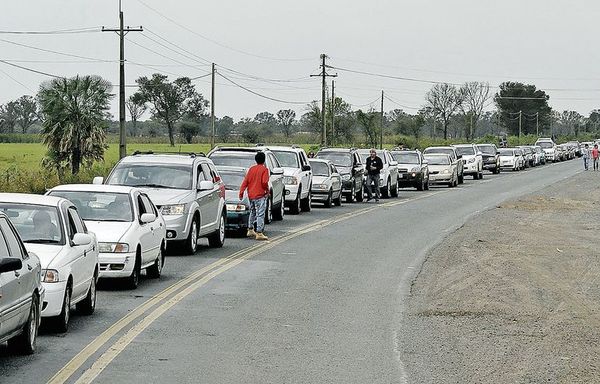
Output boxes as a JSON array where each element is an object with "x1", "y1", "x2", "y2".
[
  {"x1": 593, "y1": 144, "x2": 599, "y2": 171},
  {"x1": 239, "y1": 152, "x2": 270, "y2": 240}
]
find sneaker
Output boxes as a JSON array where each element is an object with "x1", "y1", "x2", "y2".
[
  {"x1": 246, "y1": 229, "x2": 257, "y2": 238},
  {"x1": 375, "y1": 198, "x2": 379, "y2": 202},
  {"x1": 366, "y1": 197, "x2": 372, "y2": 202},
  {"x1": 255, "y1": 232, "x2": 269, "y2": 241}
]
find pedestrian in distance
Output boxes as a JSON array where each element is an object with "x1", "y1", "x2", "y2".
[
  {"x1": 583, "y1": 143, "x2": 590, "y2": 170},
  {"x1": 239, "y1": 152, "x2": 270, "y2": 241},
  {"x1": 593, "y1": 144, "x2": 599, "y2": 171},
  {"x1": 365, "y1": 148, "x2": 383, "y2": 202}
]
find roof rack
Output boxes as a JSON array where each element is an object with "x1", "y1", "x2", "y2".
[{"x1": 131, "y1": 150, "x2": 205, "y2": 158}]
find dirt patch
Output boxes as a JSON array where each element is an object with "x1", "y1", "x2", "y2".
[{"x1": 400, "y1": 171, "x2": 600, "y2": 383}]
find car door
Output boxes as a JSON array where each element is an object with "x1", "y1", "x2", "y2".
[
  {"x1": 65, "y1": 206, "x2": 91, "y2": 301},
  {"x1": 298, "y1": 151, "x2": 312, "y2": 198},
  {"x1": 139, "y1": 194, "x2": 161, "y2": 264},
  {"x1": 201, "y1": 163, "x2": 221, "y2": 227},
  {"x1": 195, "y1": 164, "x2": 215, "y2": 233},
  {"x1": 0, "y1": 217, "x2": 31, "y2": 335},
  {"x1": 267, "y1": 153, "x2": 284, "y2": 203},
  {"x1": 386, "y1": 152, "x2": 398, "y2": 182},
  {"x1": 352, "y1": 153, "x2": 363, "y2": 191},
  {"x1": 331, "y1": 164, "x2": 342, "y2": 194}
]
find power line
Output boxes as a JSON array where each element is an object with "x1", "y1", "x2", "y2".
[
  {"x1": 330, "y1": 65, "x2": 462, "y2": 86},
  {"x1": 0, "y1": 37, "x2": 113, "y2": 62},
  {"x1": 144, "y1": 28, "x2": 211, "y2": 65},
  {"x1": 0, "y1": 60, "x2": 63, "y2": 78},
  {"x1": 0, "y1": 67, "x2": 35, "y2": 92},
  {"x1": 137, "y1": 32, "x2": 210, "y2": 67},
  {"x1": 135, "y1": 0, "x2": 314, "y2": 62},
  {"x1": 216, "y1": 72, "x2": 310, "y2": 105},
  {"x1": 383, "y1": 94, "x2": 421, "y2": 110},
  {"x1": 0, "y1": 27, "x2": 101, "y2": 35}
]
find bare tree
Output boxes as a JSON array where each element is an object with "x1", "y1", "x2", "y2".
[
  {"x1": 459, "y1": 82, "x2": 490, "y2": 140},
  {"x1": 425, "y1": 83, "x2": 463, "y2": 139},
  {"x1": 126, "y1": 93, "x2": 147, "y2": 137},
  {"x1": 276, "y1": 109, "x2": 296, "y2": 138}
]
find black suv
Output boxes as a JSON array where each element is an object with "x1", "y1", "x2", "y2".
[
  {"x1": 476, "y1": 144, "x2": 501, "y2": 174},
  {"x1": 315, "y1": 148, "x2": 365, "y2": 203}
]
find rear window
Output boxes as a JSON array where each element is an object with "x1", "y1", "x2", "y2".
[
  {"x1": 537, "y1": 141, "x2": 553, "y2": 149},
  {"x1": 455, "y1": 146, "x2": 475, "y2": 156},
  {"x1": 209, "y1": 152, "x2": 256, "y2": 168},
  {"x1": 424, "y1": 148, "x2": 455, "y2": 159},
  {"x1": 309, "y1": 161, "x2": 330, "y2": 177},
  {"x1": 392, "y1": 152, "x2": 419, "y2": 164},
  {"x1": 316, "y1": 152, "x2": 352, "y2": 167},
  {"x1": 272, "y1": 150, "x2": 300, "y2": 168},
  {"x1": 477, "y1": 145, "x2": 496, "y2": 155},
  {"x1": 424, "y1": 155, "x2": 450, "y2": 165},
  {"x1": 498, "y1": 149, "x2": 514, "y2": 156}
]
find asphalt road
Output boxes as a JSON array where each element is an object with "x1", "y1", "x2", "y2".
[{"x1": 0, "y1": 159, "x2": 581, "y2": 384}]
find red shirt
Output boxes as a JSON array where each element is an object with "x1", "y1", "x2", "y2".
[
  {"x1": 239, "y1": 164, "x2": 270, "y2": 200},
  {"x1": 593, "y1": 148, "x2": 599, "y2": 159}
]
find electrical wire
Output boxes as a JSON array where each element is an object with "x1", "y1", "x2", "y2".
[
  {"x1": 330, "y1": 65, "x2": 462, "y2": 86},
  {"x1": 0, "y1": 37, "x2": 112, "y2": 62},
  {"x1": 144, "y1": 28, "x2": 211, "y2": 66},
  {"x1": 0, "y1": 60, "x2": 63, "y2": 78},
  {"x1": 383, "y1": 94, "x2": 421, "y2": 110},
  {"x1": 135, "y1": 0, "x2": 314, "y2": 62},
  {"x1": 0, "y1": 27, "x2": 101, "y2": 35},
  {"x1": 138, "y1": 32, "x2": 211, "y2": 67},
  {"x1": 0, "y1": 67, "x2": 35, "y2": 92},
  {"x1": 216, "y1": 72, "x2": 310, "y2": 105}
]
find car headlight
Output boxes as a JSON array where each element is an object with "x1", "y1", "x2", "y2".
[
  {"x1": 341, "y1": 174, "x2": 351, "y2": 181},
  {"x1": 282, "y1": 176, "x2": 299, "y2": 185},
  {"x1": 410, "y1": 167, "x2": 420, "y2": 172},
  {"x1": 441, "y1": 169, "x2": 450, "y2": 174},
  {"x1": 226, "y1": 204, "x2": 246, "y2": 212},
  {"x1": 161, "y1": 204, "x2": 186, "y2": 215},
  {"x1": 468, "y1": 158, "x2": 476, "y2": 163},
  {"x1": 42, "y1": 269, "x2": 59, "y2": 283},
  {"x1": 98, "y1": 242, "x2": 130, "y2": 253}
]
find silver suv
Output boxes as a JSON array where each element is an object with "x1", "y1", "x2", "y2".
[
  {"x1": 269, "y1": 146, "x2": 313, "y2": 214},
  {"x1": 96, "y1": 152, "x2": 226, "y2": 254},
  {"x1": 356, "y1": 149, "x2": 399, "y2": 198}
]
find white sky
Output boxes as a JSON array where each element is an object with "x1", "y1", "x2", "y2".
[{"x1": 1, "y1": 0, "x2": 599, "y2": 121}]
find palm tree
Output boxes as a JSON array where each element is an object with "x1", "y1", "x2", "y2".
[{"x1": 38, "y1": 75, "x2": 113, "y2": 175}]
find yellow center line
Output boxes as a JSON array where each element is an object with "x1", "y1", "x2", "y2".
[{"x1": 48, "y1": 191, "x2": 443, "y2": 384}]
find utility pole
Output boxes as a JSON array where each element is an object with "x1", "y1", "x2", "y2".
[
  {"x1": 103, "y1": 0, "x2": 142, "y2": 159},
  {"x1": 380, "y1": 90, "x2": 384, "y2": 150},
  {"x1": 330, "y1": 80, "x2": 335, "y2": 146},
  {"x1": 210, "y1": 63, "x2": 216, "y2": 149},
  {"x1": 518, "y1": 110, "x2": 522, "y2": 144},
  {"x1": 536, "y1": 112, "x2": 539, "y2": 137},
  {"x1": 311, "y1": 54, "x2": 336, "y2": 147}
]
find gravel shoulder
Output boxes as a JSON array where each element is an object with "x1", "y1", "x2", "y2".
[{"x1": 400, "y1": 170, "x2": 600, "y2": 383}]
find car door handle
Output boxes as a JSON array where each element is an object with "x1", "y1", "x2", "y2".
[
  {"x1": 27, "y1": 264, "x2": 32, "y2": 271},
  {"x1": 14, "y1": 271, "x2": 20, "y2": 278}
]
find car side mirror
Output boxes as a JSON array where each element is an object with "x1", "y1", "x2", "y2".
[
  {"x1": 0, "y1": 257, "x2": 22, "y2": 274},
  {"x1": 422, "y1": 160, "x2": 429, "y2": 165},
  {"x1": 198, "y1": 180, "x2": 214, "y2": 191},
  {"x1": 302, "y1": 164, "x2": 311, "y2": 172},
  {"x1": 72, "y1": 233, "x2": 92, "y2": 247},
  {"x1": 272, "y1": 167, "x2": 284, "y2": 175},
  {"x1": 390, "y1": 161, "x2": 398, "y2": 166},
  {"x1": 140, "y1": 213, "x2": 156, "y2": 224},
  {"x1": 457, "y1": 154, "x2": 463, "y2": 159},
  {"x1": 92, "y1": 176, "x2": 104, "y2": 185},
  {"x1": 476, "y1": 152, "x2": 482, "y2": 156}
]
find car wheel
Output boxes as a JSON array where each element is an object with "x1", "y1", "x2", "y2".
[
  {"x1": 76, "y1": 271, "x2": 97, "y2": 315},
  {"x1": 458, "y1": 173, "x2": 464, "y2": 184},
  {"x1": 126, "y1": 255, "x2": 141, "y2": 290},
  {"x1": 208, "y1": 213, "x2": 226, "y2": 248},
  {"x1": 53, "y1": 285, "x2": 71, "y2": 333},
  {"x1": 147, "y1": 246, "x2": 164, "y2": 278},
  {"x1": 479, "y1": 171, "x2": 483, "y2": 179},
  {"x1": 324, "y1": 190, "x2": 333, "y2": 208},
  {"x1": 333, "y1": 191, "x2": 342, "y2": 206},
  {"x1": 381, "y1": 178, "x2": 391, "y2": 198},
  {"x1": 289, "y1": 187, "x2": 301, "y2": 214},
  {"x1": 391, "y1": 180, "x2": 399, "y2": 197},
  {"x1": 8, "y1": 294, "x2": 39, "y2": 355},
  {"x1": 416, "y1": 178, "x2": 424, "y2": 191},
  {"x1": 184, "y1": 217, "x2": 199, "y2": 254},
  {"x1": 301, "y1": 187, "x2": 312, "y2": 212},
  {"x1": 264, "y1": 197, "x2": 273, "y2": 224},
  {"x1": 273, "y1": 194, "x2": 285, "y2": 221},
  {"x1": 345, "y1": 191, "x2": 355, "y2": 203},
  {"x1": 356, "y1": 184, "x2": 364, "y2": 202}
]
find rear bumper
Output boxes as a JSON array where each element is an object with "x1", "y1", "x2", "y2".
[{"x1": 226, "y1": 211, "x2": 250, "y2": 230}]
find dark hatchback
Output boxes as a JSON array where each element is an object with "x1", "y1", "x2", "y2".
[
  {"x1": 315, "y1": 148, "x2": 365, "y2": 203},
  {"x1": 476, "y1": 144, "x2": 501, "y2": 174}
]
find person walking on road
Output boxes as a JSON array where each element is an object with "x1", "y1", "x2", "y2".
[
  {"x1": 365, "y1": 149, "x2": 383, "y2": 202},
  {"x1": 593, "y1": 144, "x2": 599, "y2": 171},
  {"x1": 583, "y1": 143, "x2": 590, "y2": 170},
  {"x1": 239, "y1": 152, "x2": 270, "y2": 241}
]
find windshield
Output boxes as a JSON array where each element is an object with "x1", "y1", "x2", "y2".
[
  {"x1": 107, "y1": 164, "x2": 192, "y2": 190},
  {"x1": 424, "y1": 148, "x2": 455, "y2": 159},
  {"x1": 209, "y1": 153, "x2": 256, "y2": 169},
  {"x1": 309, "y1": 161, "x2": 330, "y2": 177},
  {"x1": 272, "y1": 150, "x2": 300, "y2": 168},
  {"x1": 477, "y1": 145, "x2": 496, "y2": 155},
  {"x1": 48, "y1": 191, "x2": 133, "y2": 222},
  {"x1": 219, "y1": 171, "x2": 246, "y2": 191},
  {"x1": 392, "y1": 152, "x2": 419, "y2": 164},
  {"x1": 316, "y1": 152, "x2": 352, "y2": 168},
  {"x1": 357, "y1": 150, "x2": 386, "y2": 164},
  {"x1": 537, "y1": 141, "x2": 553, "y2": 149},
  {"x1": 455, "y1": 146, "x2": 475, "y2": 156},
  {"x1": 0, "y1": 204, "x2": 64, "y2": 244},
  {"x1": 498, "y1": 149, "x2": 514, "y2": 156},
  {"x1": 424, "y1": 156, "x2": 450, "y2": 165}
]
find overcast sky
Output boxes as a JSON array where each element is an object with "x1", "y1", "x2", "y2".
[{"x1": 1, "y1": 0, "x2": 599, "y2": 120}]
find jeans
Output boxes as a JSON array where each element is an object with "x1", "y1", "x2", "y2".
[
  {"x1": 248, "y1": 196, "x2": 267, "y2": 233},
  {"x1": 584, "y1": 157, "x2": 589, "y2": 170},
  {"x1": 365, "y1": 173, "x2": 380, "y2": 200},
  {"x1": 595, "y1": 158, "x2": 599, "y2": 171}
]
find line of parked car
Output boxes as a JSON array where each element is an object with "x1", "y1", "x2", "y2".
[{"x1": 0, "y1": 137, "x2": 580, "y2": 354}]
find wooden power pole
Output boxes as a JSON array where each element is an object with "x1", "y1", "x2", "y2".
[
  {"x1": 330, "y1": 80, "x2": 335, "y2": 146},
  {"x1": 311, "y1": 54, "x2": 336, "y2": 147},
  {"x1": 102, "y1": 0, "x2": 142, "y2": 159},
  {"x1": 210, "y1": 63, "x2": 216, "y2": 149},
  {"x1": 380, "y1": 90, "x2": 384, "y2": 150}
]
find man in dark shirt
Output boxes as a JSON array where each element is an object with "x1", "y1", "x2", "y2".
[{"x1": 365, "y1": 149, "x2": 383, "y2": 202}]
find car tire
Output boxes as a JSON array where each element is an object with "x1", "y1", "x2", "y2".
[
  {"x1": 52, "y1": 285, "x2": 71, "y2": 333},
  {"x1": 324, "y1": 190, "x2": 333, "y2": 208},
  {"x1": 300, "y1": 187, "x2": 312, "y2": 212},
  {"x1": 126, "y1": 255, "x2": 141, "y2": 290},
  {"x1": 147, "y1": 247, "x2": 164, "y2": 279},
  {"x1": 381, "y1": 178, "x2": 390, "y2": 198},
  {"x1": 76, "y1": 271, "x2": 97, "y2": 315},
  {"x1": 356, "y1": 184, "x2": 364, "y2": 202},
  {"x1": 289, "y1": 187, "x2": 301, "y2": 214},
  {"x1": 273, "y1": 194, "x2": 285, "y2": 221},
  {"x1": 391, "y1": 180, "x2": 399, "y2": 197},
  {"x1": 479, "y1": 170, "x2": 483, "y2": 179},
  {"x1": 208, "y1": 213, "x2": 226, "y2": 248},
  {"x1": 264, "y1": 197, "x2": 273, "y2": 224},
  {"x1": 333, "y1": 192, "x2": 342, "y2": 206},
  {"x1": 345, "y1": 191, "x2": 355, "y2": 203},
  {"x1": 424, "y1": 178, "x2": 430, "y2": 190},
  {"x1": 416, "y1": 178, "x2": 424, "y2": 191},
  {"x1": 183, "y1": 217, "x2": 199, "y2": 254},
  {"x1": 458, "y1": 173, "x2": 464, "y2": 184},
  {"x1": 8, "y1": 294, "x2": 39, "y2": 355}
]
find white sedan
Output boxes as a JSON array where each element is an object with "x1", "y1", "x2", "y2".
[
  {"x1": 309, "y1": 159, "x2": 343, "y2": 207},
  {"x1": 0, "y1": 194, "x2": 98, "y2": 333},
  {"x1": 47, "y1": 184, "x2": 166, "y2": 289}
]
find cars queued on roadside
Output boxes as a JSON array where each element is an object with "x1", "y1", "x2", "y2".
[{"x1": 0, "y1": 139, "x2": 580, "y2": 353}]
